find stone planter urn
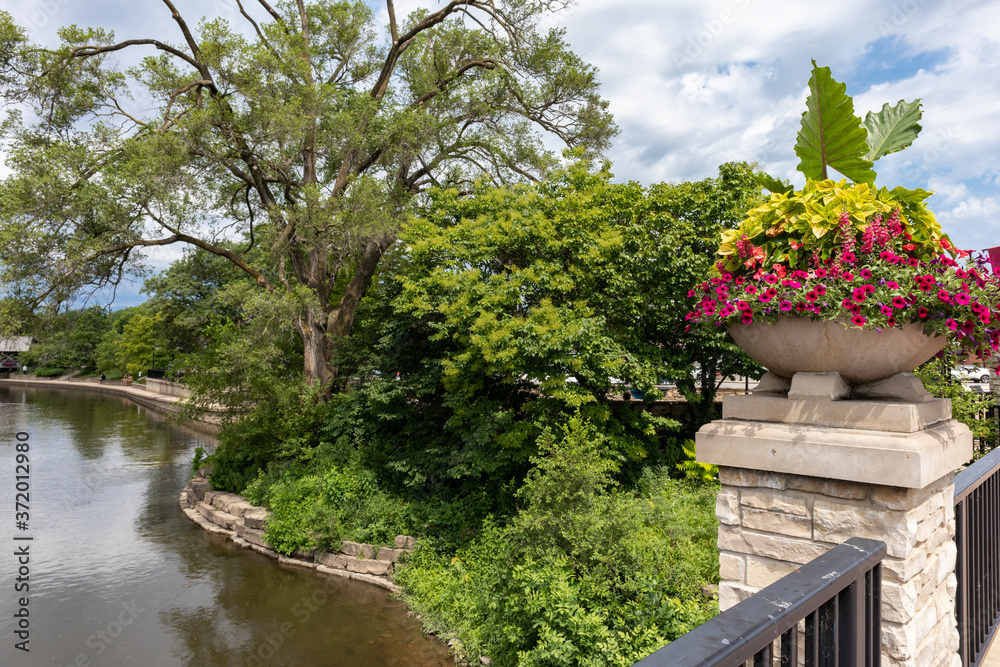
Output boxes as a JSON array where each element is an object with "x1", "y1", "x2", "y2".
[{"x1": 727, "y1": 317, "x2": 948, "y2": 386}]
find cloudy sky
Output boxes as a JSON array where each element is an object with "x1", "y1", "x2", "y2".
[{"x1": 2, "y1": 0, "x2": 999, "y2": 305}]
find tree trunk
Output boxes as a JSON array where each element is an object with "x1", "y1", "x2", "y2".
[{"x1": 299, "y1": 306, "x2": 333, "y2": 388}]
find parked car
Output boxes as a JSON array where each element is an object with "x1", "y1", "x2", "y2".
[{"x1": 951, "y1": 365, "x2": 991, "y2": 383}]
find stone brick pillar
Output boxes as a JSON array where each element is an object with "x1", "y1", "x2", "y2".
[{"x1": 698, "y1": 371, "x2": 972, "y2": 667}]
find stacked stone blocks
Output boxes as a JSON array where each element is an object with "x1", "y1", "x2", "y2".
[
  {"x1": 716, "y1": 466, "x2": 959, "y2": 667},
  {"x1": 180, "y1": 469, "x2": 415, "y2": 592}
]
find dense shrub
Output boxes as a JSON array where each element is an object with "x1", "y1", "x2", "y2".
[
  {"x1": 395, "y1": 417, "x2": 719, "y2": 666},
  {"x1": 34, "y1": 367, "x2": 65, "y2": 377},
  {"x1": 244, "y1": 460, "x2": 414, "y2": 554}
]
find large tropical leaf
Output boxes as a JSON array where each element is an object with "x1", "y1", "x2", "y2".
[
  {"x1": 794, "y1": 61, "x2": 876, "y2": 184},
  {"x1": 863, "y1": 99, "x2": 923, "y2": 162},
  {"x1": 756, "y1": 172, "x2": 793, "y2": 195}
]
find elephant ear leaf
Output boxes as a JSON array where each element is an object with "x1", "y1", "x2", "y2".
[
  {"x1": 756, "y1": 173, "x2": 794, "y2": 195},
  {"x1": 863, "y1": 99, "x2": 922, "y2": 162},
  {"x1": 794, "y1": 61, "x2": 876, "y2": 184}
]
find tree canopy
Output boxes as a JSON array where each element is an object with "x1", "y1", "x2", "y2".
[
  {"x1": 344, "y1": 159, "x2": 761, "y2": 502},
  {"x1": 0, "y1": 0, "x2": 616, "y2": 386}
]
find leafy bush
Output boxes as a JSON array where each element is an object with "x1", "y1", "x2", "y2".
[
  {"x1": 244, "y1": 461, "x2": 414, "y2": 555},
  {"x1": 34, "y1": 367, "x2": 65, "y2": 377},
  {"x1": 915, "y1": 356, "x2": 999, "y2": 458},
  {"x1": 396, "y1": 416, "x2": 720, "y2": 666}
]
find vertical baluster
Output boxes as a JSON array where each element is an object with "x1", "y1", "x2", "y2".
[
  {"x1": 806, "y1": 609, "x2": 818, "y2": 667},
  {"x1": 956, "y1": 499, "x2": 969, "y2": 667},
  {"x1": 780, "y1": 625, "x2": 798, "y2": 666},
  {"x1": 754, "y1": 642, "x2": 772, "y2": 667}
]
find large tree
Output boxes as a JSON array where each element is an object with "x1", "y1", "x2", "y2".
[{"x1": 0, "y1": 0, "x2": 615, "y2": 386}]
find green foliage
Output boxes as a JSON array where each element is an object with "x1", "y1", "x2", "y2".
[
  {"x1": 351, "y1": 159, "x2": 762, "y2": 516},
  {"x1": 676, "y1": 439, "x2": 719, "y2": 484},
  {"x1": 863, "y1": 99, "x2": 923, "y2": 162},
  {"x1": 203, "y1": 381, "x2": 333, "y2": 493},
  {"x1": 190, "y1": 447, "x2": 208, "y2": 478},
  {"x1": 718, "y1": 179, "x2": 947, "y2": 273},
  {"x1": 21, "y1": 305, "x2": 110, "y2": 371},
  {"x1": 789, "y1": 60, "x2": 921, "y2": 185},
  {"x1": 396, "y1": 417, "x2": 720, "y2": 667},
  {"x1": 33, "y1": 366, "x2": 65, "y2": 377},
  {"x1": 0, "y1": 0, "x2": 615, "y2": 385},
  {"x1": 245, "y1": 461, "x2": 413, "y2": 555},
  {"x1": 915, "y1": 357, "x2": 999, "y2": 458},
  {"x1": 795, "y1": 61, "x2": 876, "y2": 183}
]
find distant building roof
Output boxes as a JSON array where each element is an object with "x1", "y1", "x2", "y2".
[{"x1": 0, "y1": 337, "x2": 31, "y2": 352}]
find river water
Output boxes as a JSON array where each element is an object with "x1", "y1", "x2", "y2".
[{"x1": 0, "y1": 385, "x2": 452, "y2": 666}]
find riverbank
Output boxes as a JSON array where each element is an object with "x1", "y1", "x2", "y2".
[
  {"x1": 180, "y1": 468, "x2": 416, "y2": 593},
  {"x1": 0, "y1": 375, "x2": 221, "y2": 434}
]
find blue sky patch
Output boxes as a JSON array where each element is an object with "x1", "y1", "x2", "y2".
[{"x1": 848, "y1": 36, "x2": 951, "y2": 94}]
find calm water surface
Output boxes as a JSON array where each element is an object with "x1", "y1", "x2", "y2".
[{"x1": 0, "y1": 386, "x2": 452, "y2": 666}]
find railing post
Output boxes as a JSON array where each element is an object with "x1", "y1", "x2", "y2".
[{"x1": 698, "y1": 371, "x2": 971, "y2": 666}]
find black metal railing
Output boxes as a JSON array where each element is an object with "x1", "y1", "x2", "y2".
[
  {"x1": 635, "y1": 537, "x2": 886, "y2": 667},
  {"x1": 955, "y1": 446, "x2": 1000, "y2": 666}
]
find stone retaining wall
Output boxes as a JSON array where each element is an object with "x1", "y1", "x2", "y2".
[
  {"x1": 146, "y1": 377, "x2": 193, "y2": 398},
  {"x1": 180, "y1": 468, "x2": 415, "y2": 592}
]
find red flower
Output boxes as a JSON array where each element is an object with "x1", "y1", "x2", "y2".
[
  {"x1": 859, "y1": 268, "x2": 872, "y2": 279},
  {"x1": 892, "y1": 297, "x2": 907, "y2": 308},
  {"x1": 740, "y1": 313, "x2": 753, "y2": 324},
  {"x1": 918, "y1": 307, "x2": 929, "y2": 318},
  {"x1": 852, "y1": 314, "x2": 867, "y2": 327}
]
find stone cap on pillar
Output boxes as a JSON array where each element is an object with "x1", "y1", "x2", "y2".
[{"x1": 696, "y1": 418, "x2": 972, "y2": 489}]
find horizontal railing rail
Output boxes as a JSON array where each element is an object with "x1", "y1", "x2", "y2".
[
  {"x1": 955, "y1": 445, "x2": 1000, "y2": 667},
  {"x1": 634, "y1": 537, "x2": 886, "y2": 667}
]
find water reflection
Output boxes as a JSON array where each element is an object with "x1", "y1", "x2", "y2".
[{"x1": 0, "y1": 385, "x2": 451, "y2": 666}]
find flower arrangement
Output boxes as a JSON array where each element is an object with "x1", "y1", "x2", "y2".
[{"x1": 686, "y1": 62, "x2": 1000, "y2": 368}]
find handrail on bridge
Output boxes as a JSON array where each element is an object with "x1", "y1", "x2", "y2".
[{"x1": 635, "y1": 537, "x2": 886, "y2": 667}]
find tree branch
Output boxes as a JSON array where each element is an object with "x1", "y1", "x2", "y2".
[{"x1": 141, "y1": 204, "x2": 272, "y2": 289}]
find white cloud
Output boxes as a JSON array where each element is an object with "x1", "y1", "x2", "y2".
[{"x1": 1, "y1": 0, "x2": 998, "y2": 271}]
